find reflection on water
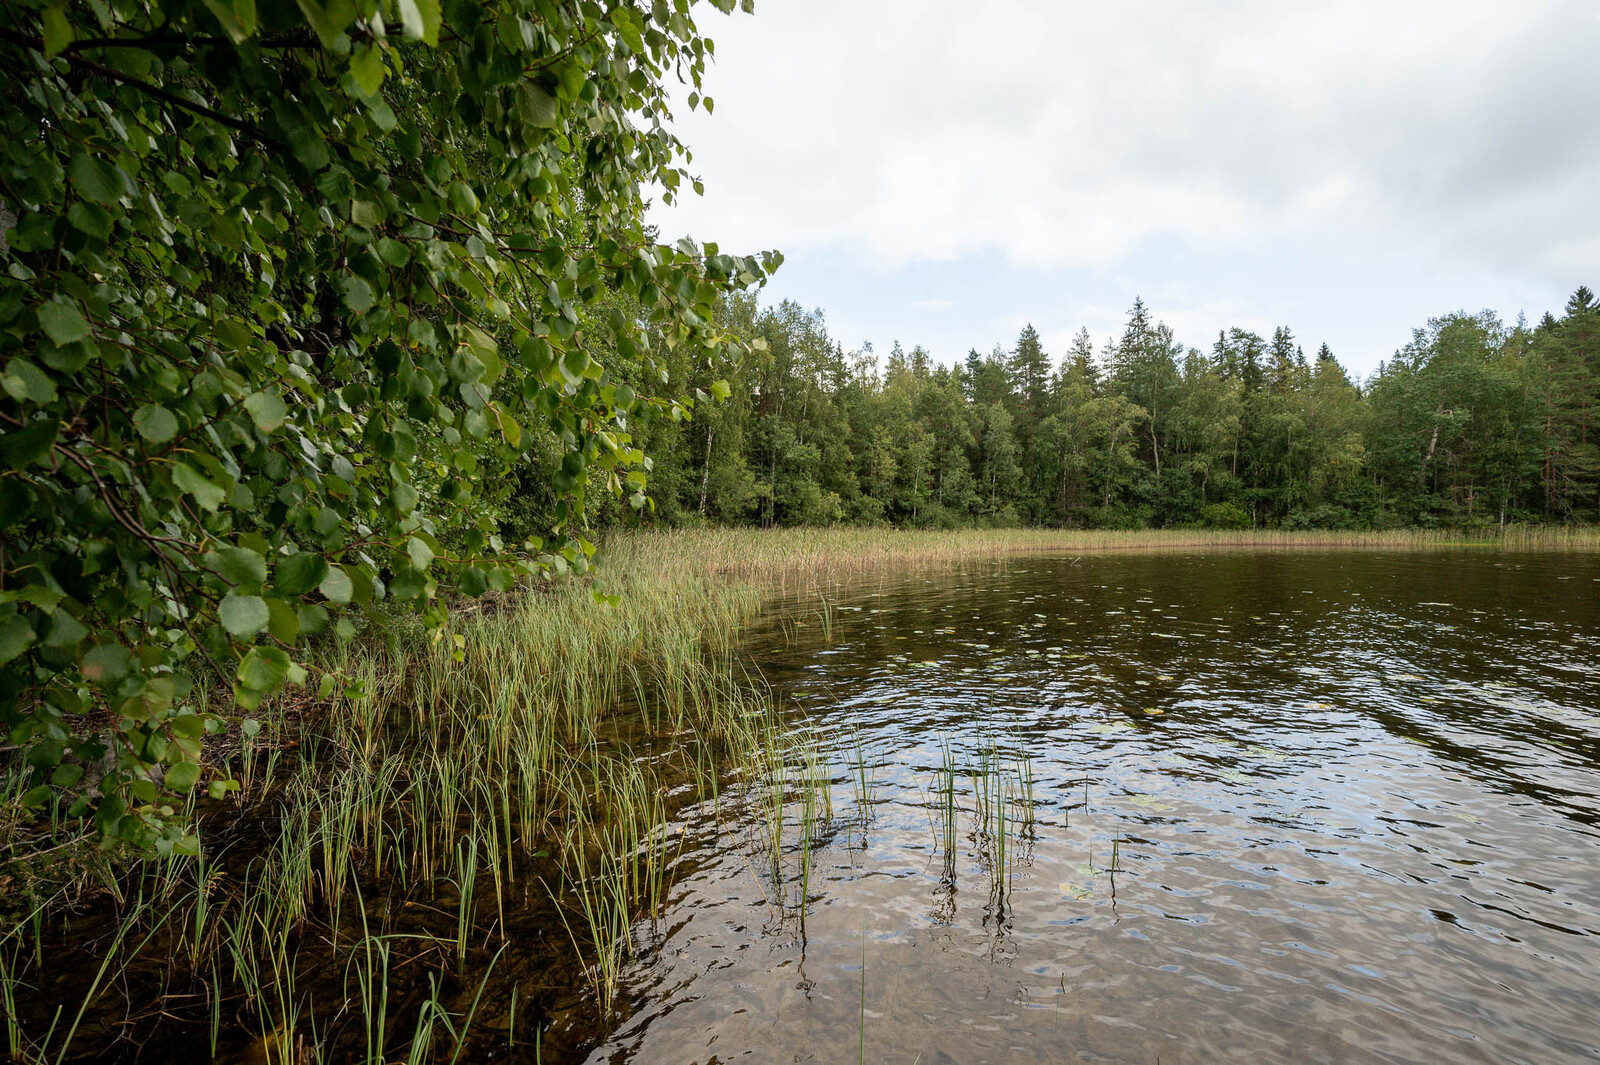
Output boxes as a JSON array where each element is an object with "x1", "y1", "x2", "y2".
[{"x1": 584, "y1": 551, "x2": 1600, "y2": 1064}]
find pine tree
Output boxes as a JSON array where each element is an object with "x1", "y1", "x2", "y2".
[{"x1": 1538, "y1": 287, "x2": 1600, "y2": 517}]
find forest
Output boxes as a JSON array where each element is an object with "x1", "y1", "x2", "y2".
[
  {"x1": 0, "y1": 0, "x2": 1595, "y2": 844},
  {"x1": 606, "y1": 288, "x2": 1600, "y2": 533},
  {"x1": 3, "y1": 2, "x2": 1599, "y2": 1062}
]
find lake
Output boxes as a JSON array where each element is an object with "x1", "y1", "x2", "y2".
[{"x1": 579, "y1": 549, "x2": 1600, "y2": 1064}]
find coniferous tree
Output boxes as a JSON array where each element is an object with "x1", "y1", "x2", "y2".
[
  {"x1": 624, "y1": 289, "x2": 1596, "y2": 532},
  {"x1": 1010, "y1": 324, "x2": 1052, "y2": 429}
]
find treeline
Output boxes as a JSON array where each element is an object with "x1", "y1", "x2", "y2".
[{"x1": 613, "y1": 287, "x2": 1600, "y2": 530}]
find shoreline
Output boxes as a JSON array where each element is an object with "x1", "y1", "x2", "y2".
[{"x1": 4, "y1": 524, "x2": 1595, "y2": 1063}]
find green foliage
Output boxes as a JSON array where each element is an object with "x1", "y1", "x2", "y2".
[
  {"x1": 642, "y1": 291, "x2": 1596, "y2": 534},
  {"x1": 1198, "y1": 502, "x2": 1251, "y2": 529},
  {"x1": 0, "y1": 0, "x2": 776, "y2": 846}
]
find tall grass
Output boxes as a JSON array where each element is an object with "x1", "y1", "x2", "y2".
[
  {"x1": 603, "y1": 524, "x2": 1600, "y2": 599},
  {"x1": 2, "y1": 535, "x2": 778, "y2": 1057},
  {"x1": 5, "y1": 523, "x2": 1595, "y2": 1060}
]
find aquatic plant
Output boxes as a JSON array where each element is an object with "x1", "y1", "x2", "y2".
[{"x1": 8, "y1": 526, "x2": 1593, "y2": 1060}]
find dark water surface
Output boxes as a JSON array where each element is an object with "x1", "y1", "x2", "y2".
[{"x1": 587, "y1": 551, "x2": 1600, "y2": 1064}]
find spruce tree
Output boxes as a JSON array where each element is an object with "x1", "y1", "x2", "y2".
[
  {"x1": 1009, "y1": 324, "x2": 1051, "y2": 426},
  {"x1": 1068, "y1": 328, "x2": 1101, "y2": 392},
  {"x1": 1270, "y1": 326, "x2": 1299, "y2": 391}
]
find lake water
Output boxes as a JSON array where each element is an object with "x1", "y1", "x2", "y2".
[{"x1": 583, "y1": 550, "x2": 1600, "y2": 1064}]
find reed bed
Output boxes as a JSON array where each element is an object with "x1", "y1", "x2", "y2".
[
  {"x1": 2, "y1": 522, "x2": 1594, "y2": 1061},
  {"x1": 0, "y1": 543, "x2": 772, "y2": 1061},
  {"x1": 599, "y1": 524, "x2": 1600, "y2": 607}
]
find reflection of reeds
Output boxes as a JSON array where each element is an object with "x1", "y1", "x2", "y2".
[
  {"x1": 850, "y1": 731, "x2": 877, "y2": 845},
  {"x1": 743, "y1": 725, "x2": 834, "y2": 934},
  {"x1": 938, "y1": 739, "x2": 958, "y2": 857},
  {"x1": 798, "y1": 738, "x2": 832, "y2": 934},
  {"x1": 858, "y1": 939, "x2": 868, "y2": 1065},
  {"x1": 930, "y1": 734, "x2": 1041, "y2": 911}
]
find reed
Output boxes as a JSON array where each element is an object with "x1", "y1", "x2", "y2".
[
  {"x1": 50, "y1": 893, "x2": 153, "y2": 1065},
  {"x1": 754, "y1": 718, "x2": 789, "y2": 889},
  {"x1": 256, "y1": 920, "x2": 308, "y2": 1065},
  {"x1": 794, "y1": 736, "x2": 832, "y2": 934},
  {"x1": 404, "y1": 972, "x2": 446, "y2": 1065},
  {"x1": 968, "y1": 740, "x2": 1011, "y2": 897},
  {"x1": 849, "y1": 731, "x2": 878, "y2": 845},
  {"x1": 350, "y1": 930, "x2": 393, "y2": 1065},
  {"x1": 209, "y1": 965, "x2": 222, "y2": 1057},
  {"x1": 444, "y1": 945, "x2": 505, "y2": 1065},
  {"x1": 183, "y1": 848, "x2": 219, "y2": 969},
  {"x1": 816, "y1": 591, "x2": 837, "y2": 644},
  {"x1": 599, "y1": 525, "x2": 1600, "y2": 601},
  {"x1": 937, "y1": 739, "x2": 960, "y2": 865},
  {"x1": 1, "y1": 942, "x2": 23, "y2": 1061},
  {"x1": 1016, "y1": 751, "x2": 1037, "y2": 828},
  {"x1": 450, "y1": 834, "x2": 479, "y2": 967},
  {"x1": 13, "y1": 523, "x2": 1592, "y2": 1061}
]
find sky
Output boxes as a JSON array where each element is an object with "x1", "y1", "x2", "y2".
[{"x1": 647, "y1": 0, "x2": 1600, "y2": 381}]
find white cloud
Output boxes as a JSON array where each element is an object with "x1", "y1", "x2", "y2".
[{"x1": 656, "y1": 0, "x2": 1600, "y2": 282}]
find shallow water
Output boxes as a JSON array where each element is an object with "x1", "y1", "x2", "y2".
[{"x1": 584, "y1": 550, "x2": 1600, "y2": 1064}]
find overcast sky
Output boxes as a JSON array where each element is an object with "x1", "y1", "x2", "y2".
[{"x1": 647, "y1": 0, "x2": 1600, "y2": 380}]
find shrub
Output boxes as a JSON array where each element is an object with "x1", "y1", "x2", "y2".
[{"x1": 0, "y1": 0, "x2": 775, "y2": 848}]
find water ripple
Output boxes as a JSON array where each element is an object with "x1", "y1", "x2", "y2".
[{"x1": 587, "y1": 551, "x2": 1600, "y2": 1065}]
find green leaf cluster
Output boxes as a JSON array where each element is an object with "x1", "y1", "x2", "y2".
[{"x1": 0, "y1": 0, "x2": 776, "y2": 847}]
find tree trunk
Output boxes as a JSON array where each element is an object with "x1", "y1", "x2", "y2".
[{"x1": 697, "y1": 427, "x2": 715, "y2": 516}]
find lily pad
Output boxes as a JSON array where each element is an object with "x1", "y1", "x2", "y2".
[{"x1": 1088, "y1": 722, "x2": 1134, "y2": 734}]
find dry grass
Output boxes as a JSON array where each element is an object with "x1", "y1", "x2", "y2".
[{"x1": 601, "y1": 524, "x2": 1600, "y2": 595}]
